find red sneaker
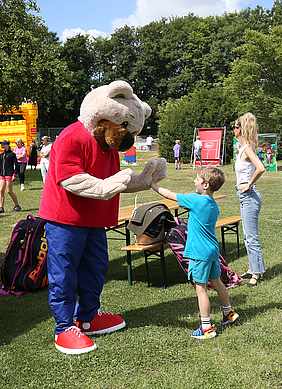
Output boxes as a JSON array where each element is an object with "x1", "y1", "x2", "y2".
[
  {"x1": 76, "y1": 312, "x2": 126, "y2": 335},
  {"x1": 55, "y1": 326, "x2": 97, "y2": 355}
]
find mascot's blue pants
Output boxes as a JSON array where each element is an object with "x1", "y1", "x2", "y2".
[{"x1": 45, "y1": 222, "x2": 109, "y2": 334}]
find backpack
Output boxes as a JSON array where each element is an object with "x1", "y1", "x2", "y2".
[
  {"x1": 0, "y1": 215, "x2": 48, "y2": 294},
  {"x1": 127, "y1": 202, "x2": 176, "y2": 244},
  {"x1": 166, "y1": 218, "x2": 242, "y2": 289}
]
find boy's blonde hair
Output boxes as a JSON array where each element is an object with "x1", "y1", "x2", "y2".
[
  {"x1": 236, "y1": 112, "x2": 258, "y2": 147},
  {"x1": 199, "y1": 167, "x2": 225, "y2": 192}
]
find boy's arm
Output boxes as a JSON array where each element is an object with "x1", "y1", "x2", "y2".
[{"x1": 151, "y1": 183, "x2": 177, "y2": 201}]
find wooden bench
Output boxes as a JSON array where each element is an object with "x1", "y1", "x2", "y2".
[
  {"x1": 120, "y1": 215, "x2": 241, "y2": 288},
  {"x1": 121, "y1": 242, "x2": 168, "y2": 288},
  {"x1": 216, "y1": 215, "x2": 241, "y2": 258},
  {"x1": 111, "y1": 195, "x2": 226, "y2": 286}
]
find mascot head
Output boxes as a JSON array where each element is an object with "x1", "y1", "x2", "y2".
[{"x1": 78, "y1": 80, "x2": 152, "y2": 151}]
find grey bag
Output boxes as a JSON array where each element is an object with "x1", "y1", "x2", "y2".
[{"x1": 128, "y1": 203, "x2": 176, "y2": 244}]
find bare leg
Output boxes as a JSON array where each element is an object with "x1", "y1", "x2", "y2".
[
  {"x1": 6, "y1": 181, "x2": 20, "y2": 207},
  {"x1": 195, "y1": 283, "x2": 210, "y2": 317},
  {"x1": 210, "y1": 278, "x2": 230, "y2": 306},
  {"x1": 0, "y1": 180, "x2": 6, "y2": 208}
]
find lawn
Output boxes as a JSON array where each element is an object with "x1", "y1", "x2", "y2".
[{"x1": 0, "y1": 153, "x2": 281, "y2": 389}]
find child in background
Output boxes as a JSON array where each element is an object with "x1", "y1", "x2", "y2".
[
  {"x1": 193, "y1": 135, "x2": 202, "y2": 166},
  {"x1": 173, "y1": 140, "x2": 181, "y2": 170},
  {"x1": 152, "y1": 167, "x2": 239, "y2": 339}
]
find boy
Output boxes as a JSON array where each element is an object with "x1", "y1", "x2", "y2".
[
  {"x1": 152, "y1": 167, "x2": 239, "y2": 339},
  {"x1": 173, "y1": 140, "x2": 181, "y2": 170}
]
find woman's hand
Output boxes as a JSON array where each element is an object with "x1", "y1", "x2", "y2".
[{"x1": 239, "y1": 183, "x2": 251, "y2": 193}]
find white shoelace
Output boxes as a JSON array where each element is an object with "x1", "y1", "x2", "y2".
[{"x1": 65, "y1": 326, "x2": 83, "y2": 337}]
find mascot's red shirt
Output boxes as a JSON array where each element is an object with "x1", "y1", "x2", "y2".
[{"x1": 38, "y1": 121, "x2": 120, "y2": 228}]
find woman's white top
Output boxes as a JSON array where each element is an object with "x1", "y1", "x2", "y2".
[
  {"x1": 235, "y1": 144, "x2": 255, "y2": 186},
  {"x1": 40, "y1": 143, "x2": 52, "y2": 162}
]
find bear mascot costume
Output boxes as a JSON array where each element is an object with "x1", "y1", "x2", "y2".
[{"x1": 38, "y1": 80, "x2": 167, "y2": 354}]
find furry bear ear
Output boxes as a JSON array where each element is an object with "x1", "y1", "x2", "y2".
[
  {"x1": 108, "y1": 80, "x2": 133, "y2": 100},
  {"x1": 143, "y1": 102, "x2": 152, "y2": 120}
]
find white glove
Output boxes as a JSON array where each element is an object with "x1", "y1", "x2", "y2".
[
  {"x1": 61, "y1": 169, "x2": 133, "y2": 200},
  {"x1": 125, "y1": 157, "x2": 167, "y2": 193}
]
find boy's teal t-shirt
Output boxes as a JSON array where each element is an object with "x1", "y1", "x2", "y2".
[{"x1": 176, "y1": 193, "x2": 219, "y2": 261}]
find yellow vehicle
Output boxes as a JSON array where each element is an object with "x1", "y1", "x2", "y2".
[{"x1": 0, "y1": 102, "x2": 38, "y2": 155}]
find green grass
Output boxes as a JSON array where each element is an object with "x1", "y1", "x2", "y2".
[{"x1": 0, "y1": 154, "x2": 282, "y2": 389}]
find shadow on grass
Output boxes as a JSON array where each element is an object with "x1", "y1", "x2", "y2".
[
  {"x1": 236, "y1": 301, "x2": 282, "y2": 325},
  {"x1": 27, "y1": 187, "x2": 43, "y2": 191},
  {"x1": 21, "y1": 207, "x2": 39, "y2": 213},
  {"x1": 263, "y1": 262, "x2": 282, "y2": 280},
  {"x1": 124, "y1": 294, "x2": 248, "y2": 330},
  {"x1": 107, "y1": 247, "x2": 247, "y2": 288},
  {"x1": 106, "y1": 252, "x2": 187, "y2": 288},
  {"x1": 25, "y1": 170, "x2": 43, "y2": 182},
  {"x1": 219, "y1": 242, "x2": 246, "y2": 264},
  {"x1": 0, "y1": 288, "x2": 50, "y2": 346}
]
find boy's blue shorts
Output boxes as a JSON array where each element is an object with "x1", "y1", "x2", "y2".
[{"x1": 188, "y1": 258, "x2": 221, "y2": 284}]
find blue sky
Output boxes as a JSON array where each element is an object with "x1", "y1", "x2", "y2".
[{"x1": 36, "y1": 0, "x2": 274, "y2": 41}]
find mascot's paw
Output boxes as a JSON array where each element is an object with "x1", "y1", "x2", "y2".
[
  {"x1": 124, "y1": 158, "x2": 167, "y2": 193},
  {"x1": 141, "y1": 157, "x2": 167, "y2": 186},
  {"x1": 151, "y1": 158, "x2": 167, "y2": 183},
  {"x1": 104, "y1": 168, "x2": 133, "y2": 197}
]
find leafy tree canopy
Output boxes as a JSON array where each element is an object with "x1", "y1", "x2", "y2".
[
  {"x1": 224, "y1": 25, "x2": 282, "y2": 132},
  {"x1": 0, "y1": 0, "x2": 70, "y2": 123}
]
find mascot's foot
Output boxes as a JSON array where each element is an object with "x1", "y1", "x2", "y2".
[
  {"x1": 76, "y1": 312, "x2": 126, "y2": 335},
  {"x1": 55, "y1": 326, "x2": 97, "y2": 355}
]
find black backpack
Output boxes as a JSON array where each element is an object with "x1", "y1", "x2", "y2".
[{"x1": 0, "y1": 215, "x2": 48, "y2": 293}]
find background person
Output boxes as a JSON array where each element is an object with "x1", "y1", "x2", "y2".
[
  {"x1": 29, "y1": 139, "x2": 38, "y2": 170},
  {"x1": 152, "y1": 167, "x2": 238, "y2": 339},
  {"x1": 146, "y1": 135, "x2": 153, "y2": 151},
  {"x1": 173, "y1": 139, "x2": 181, "y2": 170},
  {"x1": 40, "y1": 136, "x2": 52, "y2": 183},
  {"x1": 0, "y1": 140, "x2": 21, "y2": 213},
  {"x1": 234, "y1": 113, "x2": 266, "y2": 287},
  {"x1": 193, "y1": 135, "x2": 202, "y2": 166},
  {"x1": 14, "y1": 138, "x2": 27, "y2": 191}
]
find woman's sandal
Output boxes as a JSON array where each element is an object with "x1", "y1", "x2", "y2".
[
  {"x1": 248, "y1": 274, "x2": 263, "y2": 287},
  {"x1": 241, "y1": 271, "x2": 252, "y2": 279}
]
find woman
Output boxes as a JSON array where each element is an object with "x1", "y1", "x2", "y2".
[
  {"x1": 40, "y1": 136, "x2": 52, "y2": 183},
  {"x1": 14, "y1": 138, "x2": 27, "y2": 191},
  {"x1": 0, "y1": 140, "x2": 21, "y2": 213},
  {"x1": 29, "y1": 139, "x2": 38, "y2": 170},
  {"x1": 234, "y1": 112, "x2": 266, "y2": 286}
]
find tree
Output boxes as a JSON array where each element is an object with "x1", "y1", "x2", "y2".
[
  {"x1": 224, "y1": 26, "x2": 282, "y2": 131},
  {"x1": 55, "y1": 34, "x2": 96, "y2": 124},
  {"x1": 158, "y1": 86, "x2": 233, "y2": 162},
  {"x1": 0, "y1": 0, "x2": 70, "y2": 126}
]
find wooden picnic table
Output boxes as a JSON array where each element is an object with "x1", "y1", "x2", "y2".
[{"x1": 106, "y1": 194, "x2": 226, "y2": 285}]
